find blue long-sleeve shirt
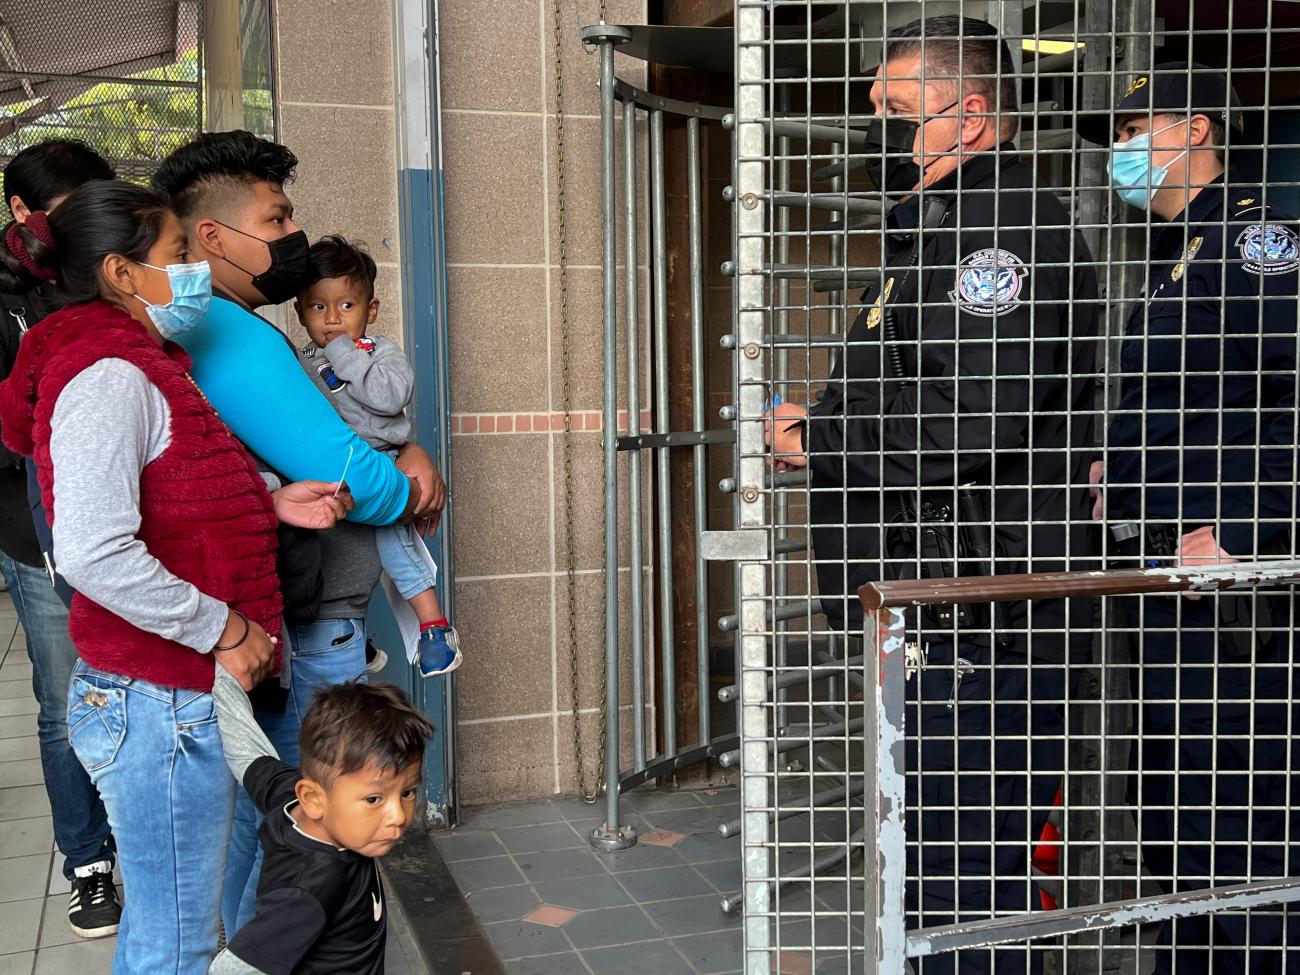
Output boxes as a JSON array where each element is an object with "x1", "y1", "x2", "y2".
[{"x1": 177, "y1": 296, "x2": 410, "y2": 526}]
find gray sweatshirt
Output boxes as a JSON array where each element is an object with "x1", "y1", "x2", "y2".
[
  {"x1": 49, "y1": 359, "x2": 233, "y2": 651},
  {"x1": 297, "y1": 335, "x2": 413, "y2": 452}
]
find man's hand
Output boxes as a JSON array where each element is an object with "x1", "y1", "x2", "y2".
[
  {"x1": 273, "y1": 481, "x2": 355, "y2": 529},
  {"x1": 765, "y1": 402, "x2": 809, "y2": 470},
  {"x1": 396, "y1": 442, "x2": 447, "y2": 520},
  {"x1": 1178, "y1": 526, "x2": 1237, "y2": 601},
  {"x1": 213, "y1": 612, "x2": 278, "y2": 691},
  {"x1": 1088, "y1": 460, "x2": 1104, "y2": 521}
]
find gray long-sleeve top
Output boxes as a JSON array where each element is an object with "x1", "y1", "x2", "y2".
[
  {"x1": 49, "y1": 359, "x2": 231, "y2": 651},
  {"x1": 297, "y1": 336, "x2": 413, "y2": 452}
]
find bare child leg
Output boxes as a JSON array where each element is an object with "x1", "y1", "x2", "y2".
[{"x1": 407, "y1": 588, "x2": 443, "y2": 627}]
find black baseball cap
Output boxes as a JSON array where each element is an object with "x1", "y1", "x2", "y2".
[{"x1": 1077, "y1": 61, "x2": 1244, "y2": 145}]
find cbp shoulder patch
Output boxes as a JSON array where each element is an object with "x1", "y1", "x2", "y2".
[
  {"x1": 950, "y1": 248, "x2": 1027, "y2": 317},
  {"x1": 1235, "y1": 223, "x2": 1300, "y2": 275}
]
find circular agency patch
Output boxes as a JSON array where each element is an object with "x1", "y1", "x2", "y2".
[
  {"x1": 1236, "y1": 223, "x2": 1300, "y2": 275},
  {"x1": 950, "y1": 248, "x2": 1027, "y2": 317}
]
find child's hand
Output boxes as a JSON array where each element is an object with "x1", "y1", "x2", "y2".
[{"x1": 273, "y1": 481, "x2": 355, "y2": 529}]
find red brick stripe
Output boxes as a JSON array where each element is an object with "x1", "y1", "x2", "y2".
[{"x1": 449, "y1": 410, "x2": 653, "y2": 435}]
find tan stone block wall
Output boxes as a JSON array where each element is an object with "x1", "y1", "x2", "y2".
[{"x1": 278, "y1": 0, "x2": 648, "y2": 805}]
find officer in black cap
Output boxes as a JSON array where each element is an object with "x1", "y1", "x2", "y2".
[{"x1": 1083, "y1": 63, "x2": 1300, "y2": 971}]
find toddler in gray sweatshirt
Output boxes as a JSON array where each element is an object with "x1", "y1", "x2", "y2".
[{"x1": 295, "y1": 236, "x2": 460, "y2": 678}]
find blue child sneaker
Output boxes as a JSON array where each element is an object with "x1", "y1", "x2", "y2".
[{"x1": 418, "y1": 624, "x2": 462, "y2": 678}]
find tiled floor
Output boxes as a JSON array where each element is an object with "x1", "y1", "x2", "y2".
[
  {"x1": 0, "y1": 594, "x2": 428, "y2": 975},
  {"x1": 439, "y1": 785, "x2": 866, "y2": 975}
]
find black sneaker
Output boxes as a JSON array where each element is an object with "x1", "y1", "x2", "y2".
[{"x1": 68, "y1": 863, "x2": 121, "y2": 939}]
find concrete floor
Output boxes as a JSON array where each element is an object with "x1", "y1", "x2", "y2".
[{"x1": 0, "y1": 594, "x2": 428, "y2": 975}]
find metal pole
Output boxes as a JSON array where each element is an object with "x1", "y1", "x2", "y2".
[
  {"x1": 650, "y1": 108, "x2": 678, "y2": 760},
  {"x1": 582, "y1": 24, "x2": 635, "y2": 853},
  {"x1": 687, "y1": 116, "x2": 711, "y2": 746},
  {"x1": 623, "y1": 99, "x2": 647, "y2": 773}
]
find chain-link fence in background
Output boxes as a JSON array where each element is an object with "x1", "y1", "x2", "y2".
[{"x1": 0, "y1": 0, "x2": 273, "y2": 189}]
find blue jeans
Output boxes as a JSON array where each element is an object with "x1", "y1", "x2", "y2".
[
  {"x1": 0, "y1": 552, "x2": 113, "y2": 880},
  {"x1": 67, "y1": 661, "x2": 232, "y2": 975},
  {"x1": 221, "y1": 617, "x2": 368, "y2": 933},
  {"x1": 374, "y1": 522, "x2": 436, "y2": 600}
]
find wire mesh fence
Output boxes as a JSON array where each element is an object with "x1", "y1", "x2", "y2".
[{"x1": 721, "y1": 1, "x2": 1300, "y2": 973}]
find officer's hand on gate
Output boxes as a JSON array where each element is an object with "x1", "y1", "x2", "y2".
[
  {"x1": 1177, "y1": 526, "x2": 1238, "y2": 601},
  {"x1": 764, "y1": 402, "x2": 808, "y2": 470},
  {"x1": 1088, "y1": 461, "x2": 1105, "y2": 521}
]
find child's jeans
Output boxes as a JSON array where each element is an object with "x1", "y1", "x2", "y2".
[
  {"x1": 66, "y1": 660, "x2": 233, "y2": 975},
  {"x1": 375, "y1": 522, "x2": 437, "y2": 600}
]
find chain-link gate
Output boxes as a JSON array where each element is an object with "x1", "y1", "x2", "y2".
[
  {"x1": 0, "y1": 0, "x2": 273, "y2": 182},
  {"x1": 588, "y1": 2, "x2": 1300, "y2": 973}
]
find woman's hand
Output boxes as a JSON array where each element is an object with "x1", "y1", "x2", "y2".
[
  {"x1": 213, "y1": 612, "x2": 278, "y2": 690},
  {"x1": 396, "y1": 442, "x2": 447, "y2": 520},
  {"x1": 764, "y1": 402, "x2": 809, "y2": 470},
  {"x1": 273, "y1": 481, "x2": 355, "y2": 529}
]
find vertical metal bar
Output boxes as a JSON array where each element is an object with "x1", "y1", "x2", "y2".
[
  {"x1": 865, "y1": 606, "x2": 907, "y2": 975},
  {"x1": 687, "y1": 116, "x2": 711, "y2": 746},
  {"x1": 651, "y1": 108, "x2": 677, "y2": 760},
  {"x1": 773, "y1": 87, "x2": 790, "y2": 734},
  {"x1": 624, "y1": 99, "x2": 647, "y2": 771},
  {"x1": 735, "y1": 3, "x2": 770, "y2": 970},
  {"x1": 582, "y1": 26, "x2": 635, "y2": 852}
]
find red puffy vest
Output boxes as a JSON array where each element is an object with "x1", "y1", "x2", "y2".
[{"x1": 0, "y1": 300, "x2": 282, "y2": 691}]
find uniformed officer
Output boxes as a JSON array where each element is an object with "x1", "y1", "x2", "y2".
[
  {"x1": 1082, "y1": 64, "x2": 1300, "y2": 972},
  {"x1": 768, "y1": 16, "x2": 1100, "y2": 974}
]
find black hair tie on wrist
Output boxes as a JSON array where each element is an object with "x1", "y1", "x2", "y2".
[{"x1": 214, "y1": 610, "x2": 249, "y2": 651}]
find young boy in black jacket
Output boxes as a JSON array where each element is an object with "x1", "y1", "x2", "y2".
[{"x1": 209, "y1": 669, "x2": 432, "y2": 975}]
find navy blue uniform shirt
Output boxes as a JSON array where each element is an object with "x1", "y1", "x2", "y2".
[{"x1": 1106, "y1": 175, "x2": 1300, "y2": 555}]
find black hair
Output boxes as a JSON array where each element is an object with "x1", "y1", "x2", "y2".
[
  {"x1": 151, "y1": 129, "x2": 298, "y2": 221},
  {"x1": 307, "y1": 235, "x2": 378, "y2": 300},
  {"x1": 299, "y1": 681, "x2": 433, "y2": 787},
  {"x1": 883, "y1": 16, "x2": 1020, "y2": 139},
  {"x1": 0, "y1": 180, "x2": 174, "y2": 302},
  {"x1": 3, "y1": 139, "x2": 115, "y2": 218}
]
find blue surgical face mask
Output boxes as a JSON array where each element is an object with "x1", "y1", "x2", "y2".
[
  {"x1": 132, "y1": 260, "x2": 212, "y2": 340},
  {"x1": 1108, "y1": 121, "x2": 1188, "y2": 210}
]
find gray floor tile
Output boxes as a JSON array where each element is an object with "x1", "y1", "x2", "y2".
[
  {"x1": 0, "y1": 664, "x2": 31, "y2": 683},
  {"x1": 670, "y1": 930, "x2": 744, "y2": 974},
  {"x1": 642, "y1": 894, "x2": 738, "y2": 937},
  {"x1": 581, "y1": 939, "x2": 695, "y2": 975},
  {"x1": 812, "y1": 951, "x2": 867, "y2": 975},
  {"x1": 482, "y1": 919, "x2": 571, "y2": 961},
  {"x1": 32, "y1": 937, "x2": 117, "y2": 974},
  {"x1": 0, "y1": 716, "x2": 35, "y2": 740},
  {"x1": 621, "y1": 789, "x2": 706, "y2": 815},
  {"x1": 615, "y1": 865, "x2": 714, "y2": 903},
  {"x1": 0, "y1": 789, "x2": 49, "y2": 824},
  {"x1": 693, "y1": 858, "x2": 742, "y2": 892},
  {"x1": 0, "y1": 700, "x2": 38, "y2": 718},
  {"x1": 694, "y1": 789, "x2": 740, "y2": 807},
  {"x1": 778, "y1": 915, "x2": 854, "y2": 952},
  {"x1": 513, "y1": 848, "x2": 605, "y2": 883},
  {"x1": 45, "y1": 870, "x2": 69, "y2": 897},
  {"x1": 673, "y1": 830, "x2": 742, "y2": 864},
  {"x1": 464, "y1": 883, "x2": 541, "y2": 923},
  {"x1": 433, "y1": 830, "x2": 508, "y2": 863},
  {"x1": 0, "y1": 681, "x2": 30, "y2": 700},
  {"x1": 530, "y1": 873, "x2": 630, "y2": 911},
  {"x1": 37, "y1": 894, "x2": 78, "y2": 948},
  {"x1": 637, "y1": 806, "x2": 728, "y2": 835},
  {"x1": 0, "y1": 818, "x2": 53, "y2": 859},
  {"x1": 506, "y1": 950, "x2": 591, "y2": 975},
  {"x1": 0, "y1": 739, "x2": 39, "y2": 762},
  {"x1": 599, "y1": 843, "x2": 687, "y2": 873},
  {"x1": 0, "y1": 855, "x2": 49, "y2": 903},
  {"x1": 460, "y1": 801, "x2": 565, "y2": 830},
  {"x1": 496, "y1": 822, "x2": 585, "y2": 855},
  {"x1": 0, "y1": 897, "x2": 42, "y2": 954},
  {"x1": 0, "y1": 762, "x2": 43, "y2": 789},
  {"x1": 446, "y1": 854, "x2": 527, "y2": 891},
  {"x1": 562, "y1": 904, "x2": 658, "y2": 949},
  {"x1": 0, "y1": 950, "x2": 35, "y2": 975}
]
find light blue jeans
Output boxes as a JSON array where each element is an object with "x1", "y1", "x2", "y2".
[
  {"x1": 67, "y1": 661, "x2": 232, "y2": 975},
  {"x1": 221, "y1": 617, "x2": 368, "y2": 933},
  {"x1": 374, "y1": 522, "x2": 437, "y2": 600}
]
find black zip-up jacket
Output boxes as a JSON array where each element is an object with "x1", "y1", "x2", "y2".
[{"x1": 806, "y1": 147, "x2": 1101, "y2": 660}]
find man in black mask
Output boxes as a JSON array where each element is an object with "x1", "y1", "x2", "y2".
[
  {"x1": 767, "y1": 17, "x2": 1099, "y2": 974},
  {"x1": 151, "y1": 131, "x2": 446, "y2": 935}
]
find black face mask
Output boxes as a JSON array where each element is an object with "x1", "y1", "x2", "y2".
[
  {"x1": 215, "y1": 222, "x2": 316, "y2": 305},
  {"x1": 861, "y1": 102, "x2": 959, "y2": 195}
]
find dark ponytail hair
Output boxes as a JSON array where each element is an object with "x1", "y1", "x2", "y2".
[
  {"x1": 0, "y1": 181, "x2": 174, "y2": 304},
  {"x1": 4, "y1": 139, "x2": 114, "y2": 217}
]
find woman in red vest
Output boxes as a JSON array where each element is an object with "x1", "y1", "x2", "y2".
[{"x1": 0, "y1": 179, "x2": 351, "y2": 975}]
